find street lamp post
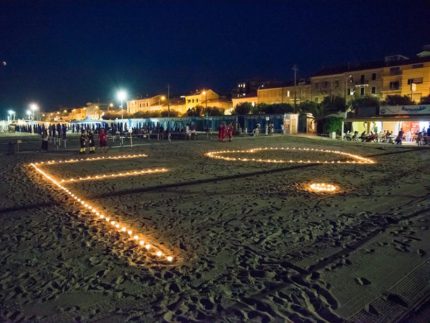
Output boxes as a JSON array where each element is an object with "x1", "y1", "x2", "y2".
[
  {"x1": 202, "y1": 90, "x2": 209, "y2": 135},
  {"x1": 292, "y1": 65, "x2": 298, "y2": 112},
  {"x1": 167, "y1": 84, "x2": 170, "y2": 118},
  {"x1": 29, "y1": 103, "x2": 39, "y2": 121},
  {"x1": 116, "y1": 90, "x2": 128, "y2": 120},
  {"x1": 202, "y1": 90, "x2": 208, "y2": 111}
]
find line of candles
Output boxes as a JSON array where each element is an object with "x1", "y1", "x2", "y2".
[
  {"x1": 60, "y1": 168, "x2": 169, "y2": 183},
  {"x1": 307, "y1": 182, "x2": 339, "y2": 193},
  {"x1": 205, "y1": 147, "x2": 375, "y2": 164},
  {"x1": 34, "y1": 153, "x2": 148, "y2": 166},
  {"x1": 30, "y1": 162, "x2": 174, "y2": 264}
]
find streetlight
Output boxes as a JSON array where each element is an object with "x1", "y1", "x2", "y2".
[
  {"x1": 202, "y1": 90, "x2": 209, "y2": 134},
  {"x1": 160, "y1": 95, "x2": 166, "y2": 108},
  {"x1": 292, "y1": 65, "x2": 298, "y2": 112},
  {"x1": 116, "y1": 89, "x2": 128, "y2": 119},
  {"x1": 26, "y1": 110, "x2": 31, "y2": 120},
  {"x1": 29, "y1": 103, "x2": 39, "y2": 120}
]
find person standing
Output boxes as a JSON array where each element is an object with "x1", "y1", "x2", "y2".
[
  {"x1": 88, "y1": 130, "x2": 96, "y2": 153},
  {"x1": 227, "y1": 123, "x2": 233, "y2": 142},
  {"x1": 99, "y1": 128, "x2": 107, "y2": 152},
  {"x1": 62, "y1": 124, "x2": 67, "y2": 148},
  {"x1": 41, "y1": 129, "x2": 49, "y2": 151},
  {"x1": 79, "y1": 130, "x2": 87, "y2": 154},
  {"x1": 218, "y1": 123, "x2": 225, "y2": 142}
]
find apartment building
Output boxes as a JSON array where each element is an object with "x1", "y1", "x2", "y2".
[
  {"x1": 184, "y1": 89, "x2": 232, "y2": 112},
  {"x1": 311, "y1": 56, "x2": 430, "y2": 103},
  {"x1": 257, "y1": 81, "x2": 311, "y2": 105}
]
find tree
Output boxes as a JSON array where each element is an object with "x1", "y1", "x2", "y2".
[
  {"x1": 160, "y1": 110, "x2": 179, "y2": 117},
  {"x1": 132, "y1": 111, "x2": 161, "y2": 118},
  {"x1": 351, "y1": 96, "x2": 380, "y2": 109},
  {"x1": 320, "y1": 96, "x2": 346, "y2": 114},
  {"x1": 233, "y1": 102, "x2": 252, "y2": 115},
  {"x1": 322, "y1": 117, "x2": 343, "y2": 135},
  {"x1": 102, "y1": 112, "x2": 118, "y2": 120},
  {"x1": 383, "y1": 95, "x2": 414, "y2": 106},
  {"x1": 258, "y1": 103, "x2": 294, "y2": 114},
  {"x1": 298, "y1": 101, "x2": 325, "y2": 119},
  {"x1": 420, "y1": 95, "x2": 430, "y2": 104},
  {"x1": 204, "y1": 107, "x2": 224, "y2": 116},
  {"x1": 185, "y1": 106, "x2": 204, "y2": 117}
]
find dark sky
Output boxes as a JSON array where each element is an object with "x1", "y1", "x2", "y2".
[{"x1": 0, "y1": 0, "x2": 429, "y2": 115}]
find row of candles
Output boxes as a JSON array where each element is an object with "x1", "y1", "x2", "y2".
[
  {"x1": 30, "y1": 156, "x2": 175, "y2": 264},
  {"x1": 60, "y1": 168, "x2": 169, "y2": 183},
  {"x1": 33, "y1": 153, "x2": 148, "y2": 166},
  {"x1": 205, "y1": 147, "x2": 375, "y2": 164}
]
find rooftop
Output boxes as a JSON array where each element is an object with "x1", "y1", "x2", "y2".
[{"x1": 312, "y1": 56, "x2": 430, "y2": 77}]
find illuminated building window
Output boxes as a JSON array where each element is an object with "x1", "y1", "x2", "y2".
[
  {"x1": 408, "y1": 78, "x2": 423, "y2": 84},
  {"x1": 389, "y1": 81, "x2": 400, "y2": 90}
]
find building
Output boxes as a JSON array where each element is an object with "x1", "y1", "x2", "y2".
[
  {"x1": 127, "y1": 94, "x2": 188, "y2": 116},
  {"x1": 232, "y1": 95, "x2": 258, "y2": 109},
  {"x1": 127, "y1": 95, "x2": 167, "y2": 114},
  {"x1": 184, "y1": 89, "x2": 232, "y2": 113},
  {"x1": 231, "y1": 80, "x2": 270, "y2": 98},
  {"x1": 257, "y1": 80, "x2": 311, "y2": 106},
  {"x1": 311, "y1": 55, "x2": 430, "y2": 104}
]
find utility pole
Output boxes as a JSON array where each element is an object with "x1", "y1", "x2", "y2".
[
  {"x1": 167, "y1": 84, "x2": 170, "y2": 117},
  {"x1": 292, "y1": 65, "x2": 298, "y2": 113}
]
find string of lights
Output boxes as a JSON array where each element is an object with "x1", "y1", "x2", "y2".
[
  {"x1": 205, "y1": 147, "x2": 375, "y2": 164},
  {"x1": 60, "y1": 168, "x2": 169, "y2": 183},
  {"x1": 33, "y1": 153, "x2": 148, "y2": 166},
  {"x1": 29, "y1": 158, "x2": 175, "y2": 264}
]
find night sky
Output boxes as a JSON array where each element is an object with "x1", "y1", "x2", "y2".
[{"x1": 1, "y1": 0, "x2": 429, "y2": 115}]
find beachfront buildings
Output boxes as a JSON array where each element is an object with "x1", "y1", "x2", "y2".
[
  {"x1": 257, "y1": 80, "x2": 311, "y2": 106},
  {"x1": 310, "y1": 55, "x2": 430, "y2": 104},
  {"x1": 127, "y1": 95, "x2": 168, "y2": 114},
  {"x1": 183, "y1": 89, "x2": 232, "y2": 112},
  {"x1": 38, "y1": 46, "x2": 430, "y2": 125},
  {"x1": 42, "y1": 103, "x2": 108, "y2": 122},
  {"x1": 126, "y1": 89, "x2": 233, "y2": 116}
]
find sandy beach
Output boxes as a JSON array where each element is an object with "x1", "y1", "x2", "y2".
[{"x1": 1, "y1": 135, "x2": 429, "y2": 322}]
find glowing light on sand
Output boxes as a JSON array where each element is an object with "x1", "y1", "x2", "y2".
[
  {"x1": 33, "y1": 153, "x2": 148, "y2": 166},
  {"x1": 29, "y1": 154, "x2": 175, "y2": 264},
  {"x1": 205, "y1": 147, "x2": 375, "y2": 164},
  {"x1": 306, "y1": 182, "x2": 339, "y2": 194},
  {"x1": 60, "y1": 168, "x2": 169, "y2": 183}
]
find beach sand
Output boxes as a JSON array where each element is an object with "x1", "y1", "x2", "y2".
[{"x1": 1, "y1": 135, "x2": 429, "y2": 321}]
